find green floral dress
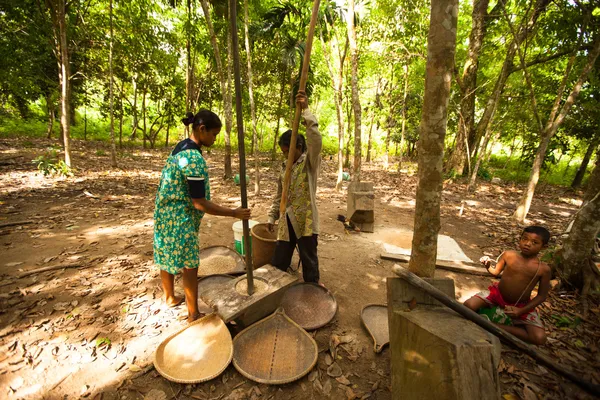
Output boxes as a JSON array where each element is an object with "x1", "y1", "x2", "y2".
[{"x1": 153, "y1": 139, "x2": 210, "y2": 274}]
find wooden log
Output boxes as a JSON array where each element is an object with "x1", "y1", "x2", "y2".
[
  {"x1": 391, "y1": 264, "x2": 600, "y2": 397},
  {"x1": 279, "y1": 0, "x2": 321, "y2": 217},
  {"x1": 381, "y1": 252, "x2": 489, "y2": 276},
  {"x1": 0, "y1": 220, "x2": 34, "y2": 229}
]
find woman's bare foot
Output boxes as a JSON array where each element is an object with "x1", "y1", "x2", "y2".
[
  {"x1": 187, "y1": 312, "x2": 204, "y2": 323},
  {"x1": 165, "y1": 295, "x2": 184, "y2": 308}
]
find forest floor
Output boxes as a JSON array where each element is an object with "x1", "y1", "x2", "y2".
[{"x1": 0, "y1": 137, "x2": 599, "y2": 400}]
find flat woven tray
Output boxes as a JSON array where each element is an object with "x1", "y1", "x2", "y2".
[
  {"x1": 199, "y1": 245, "x2": 246, "y2": 276},
  {"x1": 360, "y1": 304, "x2": 389, "y2": 353},
  {"x1": 197, "y1": 274, "x2": 235, "y2": 314},
  {"x1": 232, "y1": 308, "x2": 318, "y2": 384},
  {"x1": 154, "y1": 313, "x2": 232, "y2": 383},
  {"x1": 280, "y1": 283, "x2": 337, "y2": 330}
]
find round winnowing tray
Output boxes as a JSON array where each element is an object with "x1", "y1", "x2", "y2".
[
  {"x1": 232, "y1": 308, "x2": 318, "y2": 385},
  {"x1": 199, "y1": 246, "x2": 246, "y2": 276},
  {"x1": 360, "y1": 304, "x2": 389, "y2": 353},
  {"x1": 197, "y1": 274, "x2": 235, "y2": 314},
  {"x1": 154, "y1": 313, "x2": 232, "y2": 383},
  {"x1": 280, "y1": 283, "x2": 337, "y2": 330}
]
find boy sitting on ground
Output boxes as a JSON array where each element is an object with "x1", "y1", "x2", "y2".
[{"x1": 464, "y1": 226, "x2": 551, "y2": 345}]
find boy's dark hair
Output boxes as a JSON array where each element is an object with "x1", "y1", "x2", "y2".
[
  {"x1": 182, "y1": 109, "x2": 222, "y2": 130},
  {"x1": 523, "y1": 225, "x2": 550, "y2": 245},
  {"x1": 278, "y1": 129, "x2": 307, "y2": 153}
]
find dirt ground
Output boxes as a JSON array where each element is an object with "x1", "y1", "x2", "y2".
[{"x1": 0, "y1": 138, "x2": 598, "y2": 400}]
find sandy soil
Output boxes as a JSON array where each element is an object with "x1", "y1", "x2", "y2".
[{"x1": 0, "y1": 138, "x2": 597, "y2": 400}]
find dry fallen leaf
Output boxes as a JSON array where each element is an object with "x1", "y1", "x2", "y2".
[
  {"x1": 327, "y1": 362, "x2": 343, "y2": 378},
  {"x1": 127, "y1": 364, "x2": 142, "y2": 372},
  {"x1": 144, "y1": 389, "x2": 167, "y2": 400}
]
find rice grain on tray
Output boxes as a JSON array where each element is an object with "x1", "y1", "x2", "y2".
[{"x1": 201, "y1": 255, "x2": 238, "y2": 274}]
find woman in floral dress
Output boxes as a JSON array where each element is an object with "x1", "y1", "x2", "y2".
[{"x1": 154, "y1": 110, "x2": 251, "y2": 322}]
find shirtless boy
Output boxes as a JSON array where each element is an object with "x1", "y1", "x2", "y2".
[{"x1": 464, "y1": 226, "x2": 551, "y2": 345}]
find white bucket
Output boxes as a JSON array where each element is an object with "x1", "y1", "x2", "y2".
[{"x1": 232, "y1": 220, "x2": 259, "y2": 255}]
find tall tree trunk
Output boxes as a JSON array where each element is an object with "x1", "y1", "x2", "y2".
[
  {"x1": 398, "y1": 64, "x2": 409, "y2": 169},
  {"x1": 344, "y1": 94, "x2": 352, "y2": 169},
  {"x1": 366, "y1": 78, "x2": 381, "y2": 164},
  {"x1": 514, "y1": 35, "x2": 600, "y2": 222},
  {"x1": 384, "y1": 65, "x2": 394, "y2": 169},
  {"x1": 131, "y1": 75, "x2": 138, "y2": 139},
  {"x1": 244, "y1": 0, "x2": 259, "y2": 194},
  {"x1": 320, "y1": 30, "x2": 347, "y2": 191},
  {"x1": 272, "y1": 64, "x2": 289, "y2": 160},
  {"x1": 474, "y1": 0, "x2": 550, "y2": 151},
  {"x1": 109, "y1": 0, "x2": 117, "y2": 168},
  {"x1": 119, "y1": 94, "x2": 123, "y2": 149},
  {"x1": 46, "y1": 93, "x2": 55, "y2": 139},
  {"x1": 408, "y1": 0, "x2": 458, "y2": 278},
  {"x1": 47, "y1": 0, "x2": 72, "y2": 166},
  {"x1": 556, "y1": 162, "x2": 600, "y2": 290},
  {"x1": 572, "y1": 136, "x2": 599, "y2": 189},
  {"x1": 447, "y1": 0, "x2": 503, "y2": 175},
  {"x1": 584, "y1": 153, "x2": 600, "y2": 203},
  {"x1": 467, "y1": 125, "x2": 494, "y2": 191},
  {"x1": 142, "y1": 88, "x2": 147, "y2": 149},
  {"x1": 165, "y1": 124, "x2": 170, "y2": 148},
  {"x1": 224, "y1": 17, "x2": 233, "y2": 179},
  {"x1": 186, "y1": 0, "x2": 193, "y2": 116},
  {"x1": 347, "y1": 0, "x2": 362, "y2": 182},
  {"x1": 200, "y1": 0, "x2": 231, "y2": 177}
]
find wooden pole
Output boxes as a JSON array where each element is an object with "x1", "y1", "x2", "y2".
[
  {"x1": 229, "y1": 0, "x2": 254, "y2": 295},
  {"x1": 391, "y1": 264, "x2": 600, "y2": 397},
  {"x1": 279, "y1": 0, "x2": 321, "y2": 218}
]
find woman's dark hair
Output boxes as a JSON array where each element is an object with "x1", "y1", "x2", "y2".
[
  {"x1": 278, "y1": 129, "x2": 307, "y2": 152},
  {"x1": 182, "y1": 109, "x2": 222, "y2": 131}
]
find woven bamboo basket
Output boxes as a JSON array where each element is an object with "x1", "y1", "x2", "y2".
[
  {"x1": 154, "y1": 313, "x2": 233, "y2": 383},
  {"x1": 360, "y1": 304, "x2": 389, "y2": 353},
  {"x1": 232, "y1": 308, "x2": 318, "y2": 384},
  {"x1": 280, "y1": 283, "x2": 338, "y2": 330}
]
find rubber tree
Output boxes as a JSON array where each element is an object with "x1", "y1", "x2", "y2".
[
  {"x1": 408, "y1": 0, "x2": 458, "y2": 277},
  {"x1": 200, "y1": 0, "x2": 232, "y2": 178},
  {"x1": 556, "y1": 160, "x2": 600, "y2": 291},
  {"x1": 243, "y1": 0, "x2": 259, "y2": 194},
  {"x1": 109, "y1": 0, "x2": 117, "y2": 167},
  {"x1": 447, "y1": 0, "x2": 504, "y2": 176},
  {"x1": 514, "y1": 34, "x2": 600, "y2": 223},
  {"x1": 45, "y1": 0, "x2": 72, "y2": 167},
  {"x1": 346, "y1": 0, "x2": 362, "y2": 182},
  {"x1": 319, "y1": 5, "x2": 348, "y2": 191}
]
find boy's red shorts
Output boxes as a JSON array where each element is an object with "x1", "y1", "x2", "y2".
[{"x1": 475, "y1": 282, "x2": 543, "y2": 328}]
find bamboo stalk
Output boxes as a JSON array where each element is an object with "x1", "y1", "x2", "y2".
[
  {"x1": 391, "y1": 264, "x2": 600, "y2": 397},
  {"x1": 279, "y1": 0, "x2": 321, "y2": 218},
  {"x1": 229, "y1": 0, "x2": 254, "y2": 294}
]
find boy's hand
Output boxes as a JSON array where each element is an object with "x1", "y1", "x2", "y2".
[
  {"x1": 233, "y1": 207, "x2": 252, "y2": 220},
  {"x1": 504, "y1": 306, "x2": 523, "y2": 318},
  {"x1": 480, "y1": 256, "x2": 493, "y2": 268}
]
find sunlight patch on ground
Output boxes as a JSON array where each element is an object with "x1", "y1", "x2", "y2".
[{"x1": 559, "y1": 197, "x2": 582, "y2": 207}]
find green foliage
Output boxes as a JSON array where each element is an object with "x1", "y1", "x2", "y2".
[
  {"x1": 32, "y1": 148, "x2": 73, "y2": 177},
  {"x1": 551, "y1": 315, "x2": 581, "y2": 329},
  {"x1": 476, "y1": 164, "x2": 492, "y2": 181}
]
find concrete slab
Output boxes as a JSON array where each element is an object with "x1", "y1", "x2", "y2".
[
  {"x1": 374, "y1": 227, "x2": 473, "y2": 263},
  {"x1": 200, "y1": 265, "x2": 298, "y2": 327}
]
